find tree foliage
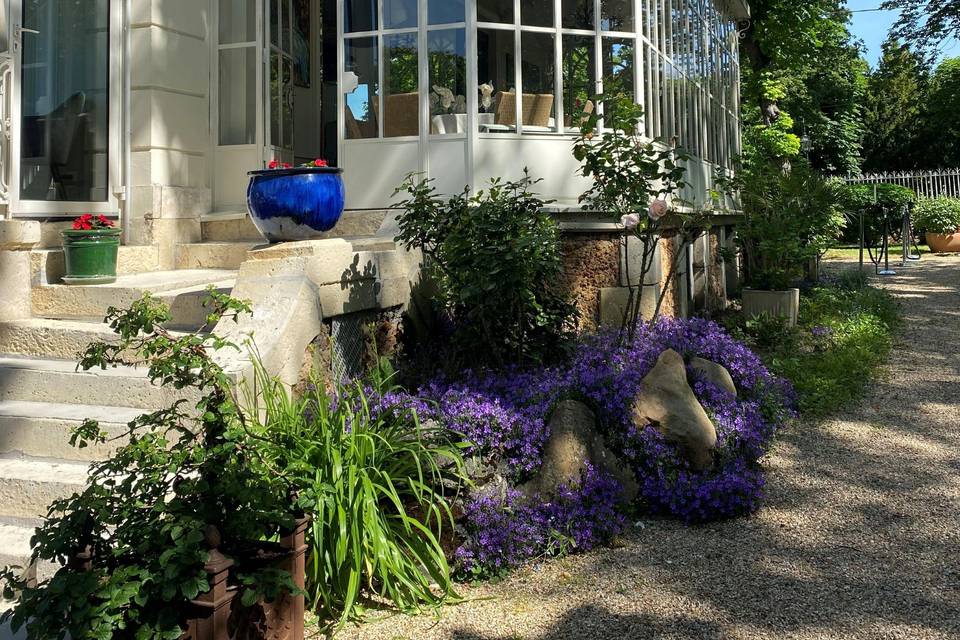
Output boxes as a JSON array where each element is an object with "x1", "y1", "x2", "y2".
[{"x1": 883, "y1": 0, "x2": 960, "y2": 58}]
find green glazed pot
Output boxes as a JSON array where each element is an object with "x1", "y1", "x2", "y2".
[{"x1": 61, "y1": 228, "x2": 121, "y2": 285}]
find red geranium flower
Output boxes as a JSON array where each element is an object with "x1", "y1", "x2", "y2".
[
  {"x1": 268, "y1": 159, "x2": 280, "y2": 169},
  {"x1": 71, "y1": 213, "x2": 114, "y2": 231},
  {"x1": 314, "y1": 158, "x2": 328, "y2": 167}
]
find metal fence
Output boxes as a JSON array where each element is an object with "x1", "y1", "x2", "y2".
[{"x1": 845, "y1": 169, "x2": 960, "y2": 199}]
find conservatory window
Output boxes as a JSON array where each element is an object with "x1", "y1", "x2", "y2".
[
  {"x1": 477, "y1": 28, "x2": 516, "y2": 133},
  {"x1": 521, "y1": 0, "x2": 553, "y2": 28},
  {"x1": 562, "y1": 0, "x2": 594, "y2": 30},
  {"x1": 429, "y1": 0, "x2": 465, "y2": 25},
  {"x1": 602, "y1": 38, "x2": 635, "y2": 123},
  {"x1": 344, "y1": 37, "x2": 378, "y2": 139},
  {"x1": 383, "y1": 33, "x2": 419, "y2": 137},
  {"x1": 218, "y1": 0, "x2": 256, "y2": 146},
  {"x1": 478, "y1": 0, "x2": 513, "y2": 24},
  {"x1": 521, "y1": 32, "x2": 557, "y2": 132},
  {"x1": 601, "y1": 0, "x2": 634, "y2": 33},
  {"x1": 383, "y1": 0, "x2": 417, "y2": 29},
  {"x1": 562, "y1": 34, "x2": 594, "y2": 132},
  {"x1": 429, "y1": 29, "x2": 468, "y2": 136},
  {"x1": 345, "y1": 0, "x2": 376, "y2": 32}
]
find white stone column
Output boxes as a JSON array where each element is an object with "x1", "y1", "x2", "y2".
[{"x1": 0, "y1": 220, "x2": 41, "y2": 321}]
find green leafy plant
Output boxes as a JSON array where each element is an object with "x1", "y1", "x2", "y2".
[
  {"x1": 0, "y1": 291, "x2": 300, "y2": 639},
  {"x1": 394, "y1": 172, "x2": 578, "y2": 368},
  {"x1": 912, "y1": 197, "x2": 960, "y2": 235},
  {"x1": 248, "y1": 359, "x2": 469, "y2": 629},
  {"x1": 838, "y1": 183, "x2": 916, "y2": 244},
  {"x1": 722, "y1": 163, "x2": 845, "y2": 290},
  {"x1": 571, "y1": 89, "x2": 710, "y2": 339}
]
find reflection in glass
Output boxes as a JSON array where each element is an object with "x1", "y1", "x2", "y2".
[
  {"x1": 521, "y1": 0, "x2": 553, "y2": 28},
  {"x1": 345, "y1": 0, "x2": 376, "y2": 32},
  {"x1": 602, "y1": 38, "x2": 634, "y2": 125},
  {"x1": 521, "y1": 32, "x2": 556, "y2": 132},
  {"x1": 383, "y1": 0, "x2": 417, "y2": 28},
  {"x1": 219, "y1": 48, "x2": 257, "y2": 145},
  {"x1": 344, "y1": 37, "x2": 379, "y2": 138},
  {"x1": 270, "y1": 53, "x2": 281, "y2": 148},
  {"x1": 383, "y1": 34, "x2": 419, "y2": 137},
  {"x1": 429, "y1": 30, "x2": 467, "y2": 135},
  {"x1": 282, "y1": 56, "x2": 294, "y2": 149},
  {"x1": 219, "y1": 0, "x2": 256, "y2": 44},
  {"x1": 601, "y1": 0, "x2": 633, "y2": 31},
  {"x1": 478, "y1": 28, "x2": 516, "y2": 132},
  {"x1": 20, "y1": 0, "x2": 110, "y2": 201},
  {"x1": 562, "y1": 0, "x2": 594, "y2": 29},
  {"x1": 429, "y1": 0, "x2": 465, "y2": 25},
  {"x1": 477, "y1": 0, "x2": 513, "y2": 23},
  {"x1": 271, "y1": 0, "x2": 280, "y2": 47},
  {"x1": 562, "y1": 35, "x2": 595, "y2": 132}
]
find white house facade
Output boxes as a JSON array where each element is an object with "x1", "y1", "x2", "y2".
[{"x1": 0, "y1": 0, "x2": 747, "y2": 256}]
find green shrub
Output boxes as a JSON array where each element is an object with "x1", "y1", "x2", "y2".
[
  {"x1": 723, "y1": 163, "x2": 845, "y2": 290},
  {"x1": 913, "y1": 197, "x2": 960, "y2": 235},
  {"x1": 730, "y1": 273, "x2": 900, "y2": 418},
  {"x1": 250, "y1": 361, "x2": 469, "y2": 628},
  {"x1": 0, "y1": 293, "x2": 299, "y2": 639},
  {"x1": 395, "y1": 172, "x2": 578, "y2": 368},
  {"x1": 838, "y1": 183, "x2": 916, "y2": 243}
]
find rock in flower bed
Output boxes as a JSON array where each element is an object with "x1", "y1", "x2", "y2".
[{"x1": 375, "y1": 318, "x2": 796, "y2": 578}]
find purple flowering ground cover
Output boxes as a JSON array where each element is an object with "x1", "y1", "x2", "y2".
[{"x1": 381, "y1": 318, "x2": 795, "y2": 577}]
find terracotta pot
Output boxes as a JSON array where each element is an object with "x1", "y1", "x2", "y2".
[
  {"x1": 925, "y1": 231, "x2": 960, "y2": 253},
  {"x1": 742, "y1": 288, "x2": 800, "y2": 327}
]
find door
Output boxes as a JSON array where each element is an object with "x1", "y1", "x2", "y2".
[
  {"x1": 6, "y1": 0, "x2": 122, "y2": 217},
  {"x1": 265, "y1": 0, "x2": 295, "y2": 164}
]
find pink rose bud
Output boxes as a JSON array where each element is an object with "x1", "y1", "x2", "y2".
[
  {"x1": 648, "y1": 199, "x2": 669, "y2": 221},
  {"x1": 620, "y1": 213, "x2": 641, "y2": 230}
]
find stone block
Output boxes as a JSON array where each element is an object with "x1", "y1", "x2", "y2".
[
  {"x1": 0, "y1": 221, "x2": 41, "y2": 321},
  {"x1": 620, "y1": 234, "x2": 663, "y2": 287},
  {"x1": 599, "y1": 285, "x2": 660, "y2": 327}
]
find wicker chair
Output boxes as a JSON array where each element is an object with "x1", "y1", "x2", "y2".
[
  {"x1": 528, "y1": 94, "x2": 554, "y2": 128},
  {"x1": 380, "y1": 92, "x2": 419, "y2": 137}
]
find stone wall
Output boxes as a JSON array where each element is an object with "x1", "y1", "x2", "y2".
[{"x1": 558, "y1": 233, "x2": 620, "y2": 331}]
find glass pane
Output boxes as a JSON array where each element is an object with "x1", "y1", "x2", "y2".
[
  {"x1": 270, "y1": 53, "x2": 281, "y2": 147},
  {"x1": 478, "y1": 28, "x2": 516, "y2": 133},
  {"x1": 271, "y1": 0, "x2": 280, "y2": 47},
  {"x1": 282, "y1": 0, "x2": 292, "y2": 53},
  {"x1": 562, "y1": 0, "x2": 594, "y2": 29},
  {"x1": 602, "y1": 38, "x2": 635, "y2": 124},
  {"x1": 478, "y1": 0, "x2": 513, "y2": 23},
  {"x1": 521, "y1": 0, "x2": 553, "y2": 28},
  {"x1": 383, "y1": 0, "x2": 417, "y2": 29},
  {"x1": 601, "y1": 0, "x2": 633, "y2": 31},
  {"x1": 345, "y1": 0, "x2": 376, "y2": 32},
  {"x1": 282, "y1": 56, "x2": 294, "y2": 148},
  {"x1": 219, "y1": 48, "x2": 257, "y2": 145},
  {"x1": 562, "y1": 35, "x2": 595, "y2": 132},
  {"x1": 520, "y1": 32, "x2": 556, "y2": 132},
  {"x1": 344, "y1": 37, "x2": 379, "y2": 139},
  {"x1": 429, "y1": 0, "x2": 465, "y2": 25},
  {"x1": 428, "y1": 30, "x2": 466, "y2": 135},
  {"x1": 383, "y1": 33, "x2": 419, "y2": 137},
  {"x1": 20, "y1": 0, "x2": 110, "y2": 202},
  {"x1": 219, "y1": 0, "x2": 256, "y2": 44}
]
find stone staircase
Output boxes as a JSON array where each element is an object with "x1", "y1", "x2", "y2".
[{"x1": 0, "y1": 245, "x2": 244, "y2": 588}]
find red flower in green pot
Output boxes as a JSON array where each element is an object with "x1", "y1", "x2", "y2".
[{"x1": 62, "y1": 214, "x2": 121, "y2": 285}]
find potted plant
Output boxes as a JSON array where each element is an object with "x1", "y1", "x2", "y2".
[
  {"x1": 247, "y1": 158, "x2": 346, "y2": 243},
  {"x1": 61, "y1": 214, "x2": 121, "y2": 285},
  {"x1": 727, "y1": 163, "x2": 844, "y2": 326},
  {"x1": 913, "y1": 197, "x2": 960, "y2": 253}
]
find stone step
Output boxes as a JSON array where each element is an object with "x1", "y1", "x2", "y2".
[
  {"x1": 0, "y1": 401, "x2": 143, "y2": 462},
  {"x1": 0, "y1": 356, "x2": 199, "y2": 411},
  {"x1": 176, "y1": 241, "x2": 260, "y2": 270},
  {"x1": 31, "y1": 269, "x2": 237, "y2": 329},
  {"x1": 0, "y1": 318, "x2": 202, "y2": 361},
  {"x1": 0, "y1": 518, "x2": 56, "y2": 586},
  {"x1": 31, "y1": 245, "x2": 162, "y2": 285},
  {"x1": 0, "y1": 456, "x2": 89, "y2": 520}
]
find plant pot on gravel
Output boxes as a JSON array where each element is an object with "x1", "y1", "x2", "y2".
[
  {"x1": 924, "y1": 231, "x2": 960, "y2": 253},
  {"x1": 913, "y1": 198, "x2": 960, "y2": 253},
  {"x1": 61, "y1": 214, "x2": 120, "y2": 285}
]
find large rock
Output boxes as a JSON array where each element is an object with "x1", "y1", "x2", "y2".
[
  {"x1": 633, "y1": 349, "x2": 718, "y2": 470},
  {"x1": 690, "y1": 357, "x2": 737, "y2": 397},
  {"x1": 520, "y1": 400, "x2": 638, "y2": 503}
]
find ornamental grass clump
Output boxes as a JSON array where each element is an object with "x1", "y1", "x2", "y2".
[{"x1": 248, "y1": 360, "x2": 470, "y2": 628}]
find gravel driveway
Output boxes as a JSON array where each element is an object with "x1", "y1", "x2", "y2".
[{"x1": 333, "y1": 255, "x2": 960, "y2": 640}]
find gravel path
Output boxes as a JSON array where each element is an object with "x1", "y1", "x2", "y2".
[{"x1": 333, "y1": 255, "x2": 960, "y2": 640}]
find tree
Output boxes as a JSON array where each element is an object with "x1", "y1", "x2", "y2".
[
  {"x1": 921, "y1": 57, "x2": 960, "y2": 166},
  {"x1": 883, "y1": 0, "x2": 960, "y2": 58},
  {"x1": 739, "y1": 0, "x2": 867, "y2": 173},
  {"x1": 861, "y1": 36, "x2": 929, "y2": 170}
]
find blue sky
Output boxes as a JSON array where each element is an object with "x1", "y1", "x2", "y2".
[{"x1": 847, "y1": 0, "x2": 959, "y2": 68}]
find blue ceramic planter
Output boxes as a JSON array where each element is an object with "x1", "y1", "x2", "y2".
[{"x1": 247, "y1": 166, "x2": 346, "y2": 242}]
